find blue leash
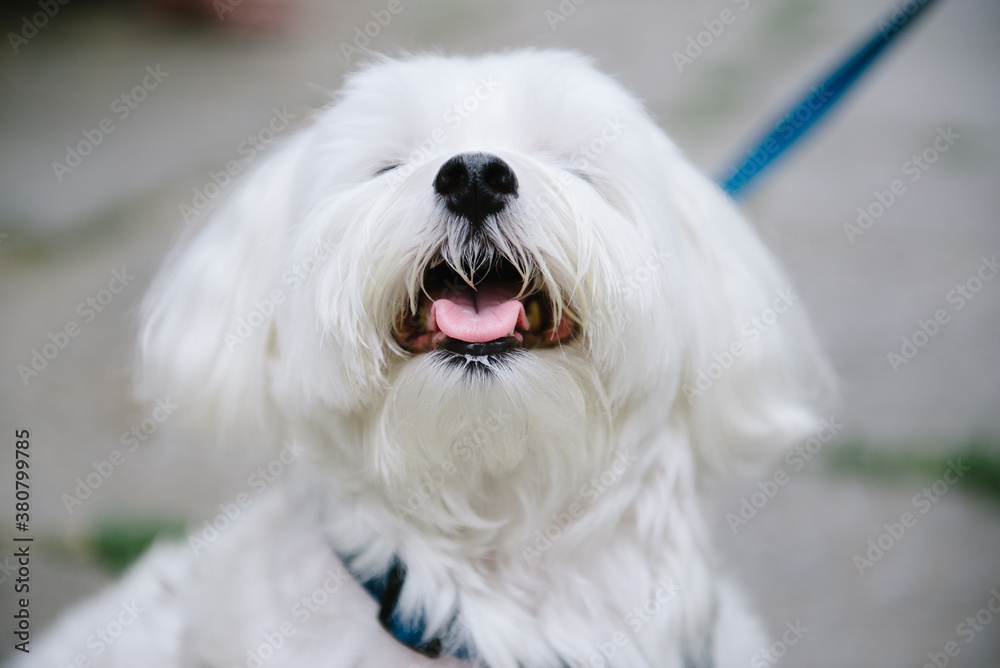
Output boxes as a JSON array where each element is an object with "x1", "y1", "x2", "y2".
[{"x1": 718, "y1": 0, "x2": 942, "y2": 198}]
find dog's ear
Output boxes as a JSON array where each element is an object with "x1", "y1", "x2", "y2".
[
  {"x1": 136, "y1": 145, "x2": 301, "y2": 445},
  {"x1": 649, "y1": 129, "x2": 835, "y2": 474}
]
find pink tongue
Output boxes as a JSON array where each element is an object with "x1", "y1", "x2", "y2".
[{"x1": 431, "y1": 283, "x2": 528, "y2": 343}]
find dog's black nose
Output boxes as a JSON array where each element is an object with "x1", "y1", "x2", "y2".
[{"x1": 433, "y1": 153, "x2": 518, "y2": 226}]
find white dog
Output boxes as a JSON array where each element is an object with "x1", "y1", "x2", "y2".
[{"x1": 16, "y1": 50, "x2": 831, "y2": 668}]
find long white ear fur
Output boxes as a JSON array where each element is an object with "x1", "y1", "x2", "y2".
[
  {"x1": 135, "y1": 138, "x2": 307, "y2": 446},
  {"x1": 654, "y1": 129, "x2": 836, "y2": 474}
]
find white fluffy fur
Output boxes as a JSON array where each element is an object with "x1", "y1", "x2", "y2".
[{"x1": 15, "y1": 51, "x2": 832, "y2": 668}]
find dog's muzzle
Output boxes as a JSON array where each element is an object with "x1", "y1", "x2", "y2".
[{"x1": 394, "y1": 153, "x2": 575, "y2": 358}]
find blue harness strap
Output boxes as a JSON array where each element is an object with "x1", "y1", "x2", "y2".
[
  {"x1": 718, "y1": 0, "x2": 942, "y2": 198},
  {"x1": 348, "y1": 553, "x2": 474, "y2": 660}
]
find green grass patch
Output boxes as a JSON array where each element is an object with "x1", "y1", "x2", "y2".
[
  {"x1": 83, "y1": 518, "x2": 187, "y2": 574},
  {"x1": 824, "y1": 436, "x2": 1000, "y2": 501}
]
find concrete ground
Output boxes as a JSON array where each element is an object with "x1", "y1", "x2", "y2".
[{"x1": 1, "y1": 0, "x2": 998, "y2": 665}]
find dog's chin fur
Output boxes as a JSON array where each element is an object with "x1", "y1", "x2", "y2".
[
  {"x1": 17, "y1": 50, "x2": 834, "y2": 668},
  {"x1": 376, "y1": 348, "x2": 604, "y2": 505}
]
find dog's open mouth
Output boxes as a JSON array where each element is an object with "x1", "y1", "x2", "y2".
[{"x1": 395, "y1": 257, "x2": 575, "y2": 357}]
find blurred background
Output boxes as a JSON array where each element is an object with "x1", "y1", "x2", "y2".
[{"x1": 1, "y1": 0, "x2": 998, "y2": 665}]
